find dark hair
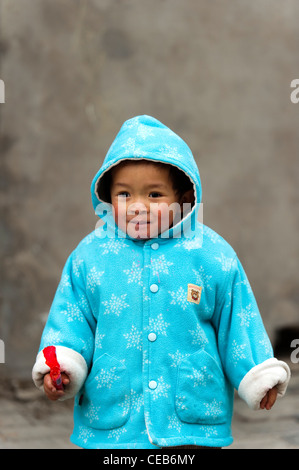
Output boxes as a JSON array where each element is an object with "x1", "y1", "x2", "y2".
[
  {"x1": 167, "y1": 164, "x2": 194, "y2": 201},
  {"x1": 97, "y1": 160, "x2": 194, "y2": 204}
]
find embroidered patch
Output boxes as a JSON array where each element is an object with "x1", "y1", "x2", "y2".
[{"x1": 187, "y1": 284, "x2": 202, "y2": 305}]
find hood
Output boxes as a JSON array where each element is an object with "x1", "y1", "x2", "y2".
[{"x1": 91, "y1": 115, "x2": 202, "y2": 240}]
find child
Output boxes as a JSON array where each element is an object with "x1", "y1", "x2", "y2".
[{"x1": 32, "y1": 115, "x2": 290, "y2": 449}]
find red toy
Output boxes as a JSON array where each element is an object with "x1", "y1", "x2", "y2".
[{"x1": 43, "y1": 346, "x2": 64, "y2": 390}]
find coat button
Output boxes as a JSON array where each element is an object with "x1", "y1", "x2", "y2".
[
  {"x1": 148, "y1": 332, "x2": 157, "y2": 342},
  {"x1": 150, "y1": 284, "x2": 159, "y2": 293},
  {"x1": 151, "y1": 242, "x2": 159, "y2": 250},
  {"x1": 149, "y1": 380, "x2": 157, "y2": 390}
]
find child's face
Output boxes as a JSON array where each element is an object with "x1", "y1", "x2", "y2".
[{"x1": 110, "y1": 161, "x2": 182, "y2": 239}]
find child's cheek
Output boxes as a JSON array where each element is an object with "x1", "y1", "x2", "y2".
[
  {"x1": 157, "y1": 206, "x2": 174, "y2": 232},
  {"x1": 113, "y1": 203, "x2": 127, "y2": 232}
]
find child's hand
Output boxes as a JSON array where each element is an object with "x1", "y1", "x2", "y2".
[
  {"x1": 43, "y1": 372, "x2": 70, "y2": 401},
  {"x1": 260, "y1": 386, "x2": 278, "y2": 410}
]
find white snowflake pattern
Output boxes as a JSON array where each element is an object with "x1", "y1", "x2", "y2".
[
  {"x1": 119, "y1": 389, "x2": 143, "y2": 417},
  {"x1": 144, "y1": 410, "x2": 152, "y2": 428},
  {"x1": 78, "y1": 426, "x2": 95, "y2": 444},
  {"x1": 102, "y1": 239, "x2": 125, "y2": 255},
  {"x1": 224, "y1": 291, "x2": 232, "y2": 309},
  {"x1": 230, "y1": 339, "x2": 247, "y2": 366},
  {"x1": 61, "y1": 302, "x2": 84, "y2": 323},
  {"x1": 95, "y1": 332, "x2": 105, "y2": 349},
  {"x1": 174, "y1": 237, "x2": 203, "y2": 251},
  {"x1": 214, "y1": 253, "x2": 235, "y2": 272},
  {"x1": 189, "y1": 324, "x2": 208, "y2": 348},
  {"x1": 123, "y1": 261, "x2": 143, "y2": 286},
  {"x1": 121, "y1": 137, "x2": 147, "y2": 158},
  {"x1": 187, "y1": 366, "x2": 213, "y2": 387},
  {"x1": 192, "y1": 267, "x2": 212, "y2": 291},
  {"x1": 131, "y1": 390, "x2": 144, "y2": 413},
  {"x1": 84, "y1": 403, "x2": 101, "y2": 425},
  {"x1": 108, "y1": 427, "x2": 127, "y2": 441},
  {"x1": 95, "y1": 367, "x2": 120, "y2": 389},
  {"x1": 159, "y1": 144, "x2": 184, "y2": 162},
  {"x1": 168, "y1": 286, "x2": 189, "y2": 310},
  {"x1": 123, "y1": 116, "x2": 140, "y2": 129},
  {"x1": 121, "y1": 137, "x2": 136, "y2": 155},
  {"x1": 149, "y1": 255, "x2": 173, "y2": 277},
  {"x1": 72, "y1": 257, "x2": 83, "y2": 278},
  {"x1": 148, "y1": 314, "x2": 170, "y2": 336},
  {"x1": 167, "y1": 413, "x2": 182, "y2": 432},
  {"x1": 168, "y1": 350, "x2": 189, "y2": 368},
  {"x1": 204, "y1": 399, "x2": 223, "y2": 419},
  {"x1": 176, "y1": 395, "x2": 187, "y2": 411},
  {"x1": 204, "y1": 427, "x2": 219, "y2": 438},
  {"x1": 86, "y1": 267, "x2": 104, "y2": 293},
  {"x1": 142, "y1": 286, "x2": 150, "y2": 302},
  {"x1": 82, "y1": 232, "x2": 95, "y2": 245},
  {"x1": 137, "y1": 123, "x2": 155, "y2": 140},
  {"x1": 237, "y1": 304, "x2": 256, "y2": 327},
  {"x1": 102, "y1": 293, "x2": 130, "y2": 316},
  {"x1": 123, "y1": 325, "x2": 142, "y2": 350},
  {"x1": 151, "y1": 377, "x2": 171, "y2": 401},
  {"x1": 59, "y1": 274, "x2": 71, "y2": 293},
  {"x1": 119, "y1": 394, "x2": 131, "y2": 418},
  {"x1": 205, "y1": 229, "x2": 221, "y2": 244},
  {"x1": 78, "y1": 294, "x2": 89, "y2": 312},
  {"x1": 236, "y1": 278, "x2": 252, "y2": 294},
  {"x1": 43, "y1": 328, "x2": 63, "y2": 345}
]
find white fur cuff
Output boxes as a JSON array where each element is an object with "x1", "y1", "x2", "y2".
[
  {"x1": 32, "y1": 345, "x2": 88, "y2": 400},
  {"x1": 238, "y1": 358, "x2": 291, "y2": 410}
]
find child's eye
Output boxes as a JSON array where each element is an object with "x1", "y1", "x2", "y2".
[
  {"x1": 117, "y1": 191, "x2": 130, "y2": 198},
  {"x1": 149, "y1": 192, "x2": 162, "y2": 198}
]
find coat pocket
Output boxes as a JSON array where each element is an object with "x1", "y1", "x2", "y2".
[
  {"x1": 175, "y1": 349, "x2": 228, "y2": 425},
  {"x1": 80, "y1": 353, "x2": 131, "y2": 430}
]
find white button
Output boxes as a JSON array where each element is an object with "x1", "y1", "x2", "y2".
[
  {"x1": 149, "y1": 380, "x2": 157, "y2": 390},
  {"x1": 148, "y1": 332, "x2": 157, "y2": 342},
  {"x1": 150, "y1": 284, "x2": 159, "y2": 293},
  {"x1": 151, "y1": 243, "x2": 159, "y2": 250}
]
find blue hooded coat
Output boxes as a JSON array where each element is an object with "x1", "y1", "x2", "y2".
[{"x1": 32, "y1": 115, "x2": 290, "y2": 449}]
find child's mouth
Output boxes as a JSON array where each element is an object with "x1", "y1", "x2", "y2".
[{"x1": 128, "y1": 220, "x2": 150, "y2": 226}]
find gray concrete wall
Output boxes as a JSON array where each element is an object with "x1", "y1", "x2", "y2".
[{"x1": 1, "y1": 0, "x2": 299, "y2": 378}]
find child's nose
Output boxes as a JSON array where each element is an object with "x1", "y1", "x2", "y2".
[{"x1": 127, "y1": 200, "x2": 148, "y2": 215}]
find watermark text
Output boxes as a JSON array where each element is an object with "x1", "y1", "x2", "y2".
[
  {"x1": 290, "y1": 79, "x2": 299, "y2": 103},
  {"x1": 95, "y1": 200, "x2": 203, "y2": 241},
  {"x1": 0, "y1": 79, "x2": 5, "y2": 103},
  {"x1": 290, "y1": 339, "x2": 299, "y2": 364},
  {"x1": 0, "y1": 339, "x2": 5, "y2": 363}
]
